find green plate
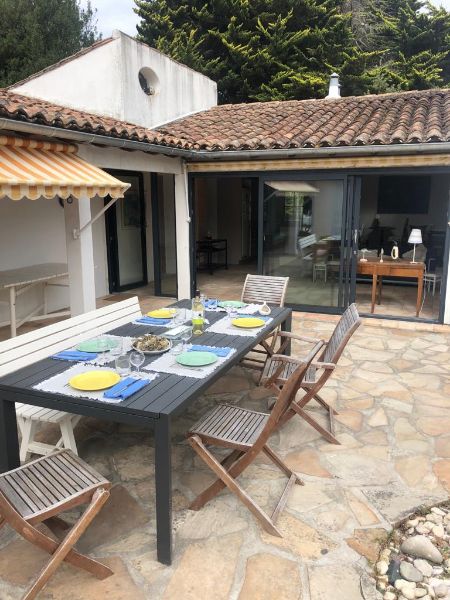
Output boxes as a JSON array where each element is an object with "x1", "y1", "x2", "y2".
[
  {"x1": 217, "y1": 300, "x2": 246, "y2": 309},
  {"x1": 76, "y1": 338, "x2": 119, "y2": 352},
  {"x1": 176, "y1": 351, "x2": 218, "y2": 367}
]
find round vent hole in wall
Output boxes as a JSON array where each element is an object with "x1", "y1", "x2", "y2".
[{"x1": 138, "y1": 67, "x2": 159, "y2": 96}]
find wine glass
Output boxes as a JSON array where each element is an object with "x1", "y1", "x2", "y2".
[
  {"x1": 180, "y1": 326, "x2": 193, "y2": 352},
  {"x1": 130, "y1": 350, "x2": 145, "y2": 377},
  {"x1": 115, "y1": 354, "x2": 130, "y2": 376}
]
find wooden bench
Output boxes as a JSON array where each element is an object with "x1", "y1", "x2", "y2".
[{"x1": 0, "y1": 297, "x2": 142, "y2": 462}]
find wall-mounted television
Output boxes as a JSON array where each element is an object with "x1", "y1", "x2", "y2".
[{"x1": 377, "y1": 176, "x2": 430, "y2": 214}]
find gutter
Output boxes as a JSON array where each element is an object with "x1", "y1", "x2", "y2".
[
  {"x1": 0, "y1": 118, "x2": 196, "y2": 159},
  {"x1": 0, "y1": 116, "x2": 449, "y2": 162}
]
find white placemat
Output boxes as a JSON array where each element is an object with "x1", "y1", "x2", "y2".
[
  {"x1": 34, "y1": 363, "x2": 158, "y2": 403},
  {"x1": 205, "y1": 316, "x2": 273, "y2": 337},
  {"x1": 52, "y1": 335, "x2": 134, "y2": 366},
  {"x1": 143, "y1": 345, "x2": 237, "y2": 379},
  {"x1": 205, "y1": 303, "x2": 263, "y2": 314}
]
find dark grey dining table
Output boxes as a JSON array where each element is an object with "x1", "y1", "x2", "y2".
[{"x1": 0, "y1": 299, "x2": 292, "y2": 565}]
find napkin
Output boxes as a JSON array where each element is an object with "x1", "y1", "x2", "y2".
[
  {"x1": 103, "y1": 377, "x2": 150, "y2": 400},
  {"x1": 136, "y1": 316, "x2": 171, "y2": 326},
  {"x1": 203, "y1": 299, "x2": 218, "y2": 309},
  {"x1": 52, "y1": 350, "x2": 98, "y2": 361},
  {"x1": 189, "y1": 344, "x2": 233, "y2": 357}
]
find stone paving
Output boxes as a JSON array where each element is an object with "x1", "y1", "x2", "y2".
[{"x1": 0, "y1": 313, "x2": 449, "y2": 599}]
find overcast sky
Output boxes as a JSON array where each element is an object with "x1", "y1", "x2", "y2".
[{"x1": 83, "y1": 0, "x2": 450, "y2": 38}]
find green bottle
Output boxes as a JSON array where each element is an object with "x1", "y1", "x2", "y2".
[{"x1": 192, "y1": 289, "x2": 204, "y2": 336}]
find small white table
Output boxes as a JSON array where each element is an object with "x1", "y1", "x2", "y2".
[{"x1": 0, "y1": 263, "x2": 70, "y2": 337}]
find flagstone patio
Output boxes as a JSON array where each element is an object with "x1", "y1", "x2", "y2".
[{"x1": 0, "y1": 313, "x2": 449, "y2": 599}]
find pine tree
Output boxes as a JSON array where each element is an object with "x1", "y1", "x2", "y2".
[
  {"x1": 0, "y1": 0, "x2": 100, "y2": 88},
  {"x1": 135, "y1": 0, "x2": 381, "y2": 103}
]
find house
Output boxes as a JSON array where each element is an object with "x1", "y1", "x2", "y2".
[{"x1": 0, "y1": 30, "x2": 449, "y2": 334}]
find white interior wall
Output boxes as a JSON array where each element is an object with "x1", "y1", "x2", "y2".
[{"x1": 143, "y1": 173, "x2": 154, "y2": 284}]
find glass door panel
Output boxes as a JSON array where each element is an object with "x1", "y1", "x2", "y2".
[
  {"x1": 263, "y1": 179, "x2": 345, "y2": 309},
  {"x1": 152, "y1": 174, "x2": 177, "y2": 297},
  {"x1": 105, "y1": 173, "x2": 147, "y2": 292}
]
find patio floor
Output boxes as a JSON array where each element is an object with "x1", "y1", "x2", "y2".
[{"x1": 0, "y1": 313, "x2": 449, "y2": 599}]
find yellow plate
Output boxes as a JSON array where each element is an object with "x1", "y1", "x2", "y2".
[
  {"x1": 69, "y1": 371, "x2": 121, "y2": 391},
  {"x1": 232, "y1": 317, "x2": 266, "y2": 329},
  {"x1": 147, "y1": 309, "x2": 176, "y2": 319}
]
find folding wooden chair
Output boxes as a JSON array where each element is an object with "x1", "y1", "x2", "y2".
[
  {"x1": 261, "y1": 303, "x2": 361, "y2": 445},
  {"x1": 240, "y1": 274, "x2": 290, "y2": 370},
  {"x1": 187, "y1": 341, "x2": 322, "y2": 536},
  {"x1": 0, "y1": 450, "x2": 113, "y2": 599}
]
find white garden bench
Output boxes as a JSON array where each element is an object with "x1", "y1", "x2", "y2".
[{"x1": 0, "y1": 296, "x2": 142, "y2": 462}]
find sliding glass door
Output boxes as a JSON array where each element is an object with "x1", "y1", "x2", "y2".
[{"x1": 262, "y1": 176, "x2": 355, "y2": 310}]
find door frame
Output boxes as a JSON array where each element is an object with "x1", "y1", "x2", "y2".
[{"x1": 104, "y1": 170, "x2": 147, "y2": 293}]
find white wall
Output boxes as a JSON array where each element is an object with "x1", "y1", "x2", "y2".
[{"x1": 11, "y1": 30, "x2": 217, "y2": 129}]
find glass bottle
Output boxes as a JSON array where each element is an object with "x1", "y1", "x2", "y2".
[{"x1": 191, "y1": 289, "x2": 205, "y2": 336}]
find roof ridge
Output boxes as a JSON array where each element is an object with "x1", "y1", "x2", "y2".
[{"x1": 7, "y1": 37, "x2": 114, "y2": 90}]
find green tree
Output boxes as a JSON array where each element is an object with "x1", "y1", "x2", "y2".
[
  {"x1": 352, "y1": 0, "x2": 450, "y2": 92},
  {"x1": 135, "y1": 0, "x2": 381, "y2": 103},
  {"x1": 0, "y1": 0, "x2": 100, "y2": 88}
]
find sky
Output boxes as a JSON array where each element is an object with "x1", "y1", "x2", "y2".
[{"x1": 83, "y1": 0, "x2": 450, "y2": 38}]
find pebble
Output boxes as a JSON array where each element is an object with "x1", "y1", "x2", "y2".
[
  {"x1": 378, "y1": 561, "x2": 389, "y2": 575},
  {"x1": 403, "y1": 588, "x2": 418, "y2": 600},
  {"x1": 444, "y1": 559, "x2": 450, "y2": 570},
  {"x1": 431, "y1": 508, "x2": 446, "y2": 517},
  {"x1": 417, "y1": 525, "x2": 430, "y2": 535},
  {"x1": 434, "y1": 584, "x2": 448, "y2": 598},
  {"x1": 401, "y1": 562, "x2": 424, "y2": 583},
  {"x1": 401, "y1": 536, "x2": 444, "y2": 564},
  {"x1": 414, "y1": 559, "x2": 434, "y2": 578},
  {"x1": 432, "y1": 525, "x2": 445, "y2": 538},
  {"x1": 424, "y1": 522, "x2": 435, "y2": 531},
  {"x1": 381, "y1": 548, "x2": 392, "y2": 561},
  {"x1": 384, "y1": 593, "x2": 396, "y2": 600},
  {"x1": 408, "y1": 519, "x2": 420, "y2": 528},
  {"x1": 415, "y1": 590, "x2": 428, "y2": 598}
]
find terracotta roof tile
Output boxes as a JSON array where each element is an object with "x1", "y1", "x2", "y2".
[
  {"x1": 0, "y1": 88, "x2": 449, "y2": 154},
  {"x1": 155, "y1": 88, "x2": 450, "y2": 151},
  {"x1": 0, "y1": 89, "x2": 182, "y2": 148}
]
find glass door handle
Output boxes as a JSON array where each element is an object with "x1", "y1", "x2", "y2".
[{"x1": 353, "y1": 229, "x2": 358, "y2": 245}]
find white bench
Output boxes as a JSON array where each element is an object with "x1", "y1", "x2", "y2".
[{"x1": 0, "y1": 296, "x2": 142, "y2": 462}]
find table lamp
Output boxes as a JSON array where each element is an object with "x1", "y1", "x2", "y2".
[{"x1": 407, "y1": 228, "x2": 422, "y2": 264}]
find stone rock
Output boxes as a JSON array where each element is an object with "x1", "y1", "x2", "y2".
[
  {"x1": 261, "y1": 512, "x2": 336, "y2": 559},
  {"x1": 346, "y1": 528, "x2": 388, "y2": 562},
  {"x1": 163, "y1": 532, "x2": 243, "y2": 600},
  {"x1": 403, "y1": 589, "x2": 418, "y2": 600},
  {"x1": 433, "y1": 461, "x2": 450, "y2": 493},
  {"x1": 435, "y1": 437, "x2": 450, "y2": 459},
  {"x1": 178, "y1": 501, "x2": 248, "y2": 540},
  {"x1": 415, "y1": 590, "x2": 428, "y2": 598},
  {"x1": 287, "y1": 481, "x2": 333, "y2": 512},
  {"x1": 417, "y1": 418, "x2": 450, "y2": 437},
  {"x1": 395, "y1": 456, "x2": 430, "y2": 488},
  {"x1": 238, "y1": 553, "x2": 302, "y2": 600},
  {"x1": 377, "y1": 561, "x2": 389, "y2": 575},
  {"x1": 44, "y1": 556, "x2": 147, "y2": 600},
  {"x1": 400, "y1": 561, "x2": 424, "y2": 583},
  {"x1": 401, "y1": 536, "x2": 443, "y2": 565},
  {"x1": 368, "y1": 408, "x2": 388, "y2": 427},
  {"x1": 434, "y1": 584, "x2": 448, "y2": 598},
  {"x1": 387, "y1": 558, "x2": 402, "y2": 585},
  {"x1": 335, "y1": 410, "x2": 363, "y2": 432},
  {"x1": 431, "y1": 525, "x2": 445, "y2": 538},
  {"x1": 284, "y1": 448, "x2": 331, "y2": 478},
  {"x1": 113, "y1": 444, "x2": 154, "y2": 480},
  {"x1": 77, "y1": 485, "x2": 150, "y2": 553},
  {"x1": 384, "y1": 593, "x2": 396, "y2": 600},
  {"x1": 431, "y1": 508, "x2": 446, "y2": 517},
  {"x1": 346, "y1": 491, "x2": 380, "y2": 526},
  {"x1": 308, "y1": 564, "x2": 364, "y2": 600},
  {"x1": 414, "y1": 559, "x2": 434, "y2": 578}
]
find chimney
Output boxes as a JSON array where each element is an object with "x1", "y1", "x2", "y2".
[{"x1": 326, "y1": 73, "x2": 341, "y2": 99}]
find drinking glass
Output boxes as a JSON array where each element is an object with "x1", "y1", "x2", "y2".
[
  {"x1": 97, "y1": 335, "x2": 109, "y2": 353},
  {"x1": 130, "y1": 350, "x2": 145, "y2": 377},
  {"x1": 170, "y1": 339, "x2": 183, "y2": 355},
  {"x1": 174, "y1": 308, "x2": 186, "y2": 326},
  {"x1": 110, "y1": 337, "x2": 123, "y2": 357},
  {"x1": 115, "y1": 354, "x2": 131, "y2": 376},
  {"x1": 180, "y1": 326, "x2": 193, "y2": 351}
]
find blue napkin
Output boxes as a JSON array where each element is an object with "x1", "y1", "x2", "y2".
[
  {"x1": 103, "y1": 377, "x2": 150, "y2": 400},
  {"x1": 203, "y1": 299, "x2": 218, "y2": 309},
  {"x1": 136, "y1": 316, "x2": 171, "y2": 326},
  {"x1": 189, "y1": 344, "x2": 232, "y2": 357},
  {"x1": 52, "y1": 350, "x2": 98, "y2": 361}
]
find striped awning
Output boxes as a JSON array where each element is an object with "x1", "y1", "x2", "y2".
[{"x1": 0, "y1": 135, "x2": 130, "y2": 201}]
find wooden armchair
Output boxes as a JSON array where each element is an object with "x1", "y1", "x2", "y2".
[
  {"x1": 240, "y1": 274, "x2": 289, "y2": 370},
  {"x1": 261, "y1": 303, "x2": 361, "y2": 444},
  {"x1": 187, "y1": 341, "x2": 322, "y2": 536},
  {"x1": 0, "y1": 450, "x2": 113, "y2": 599}
]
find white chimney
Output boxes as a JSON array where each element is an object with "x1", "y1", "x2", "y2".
[{"x1": 326, "y1": 73, "x2": 341, "y2": 99}]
